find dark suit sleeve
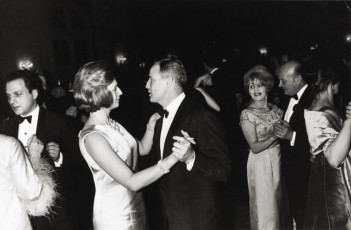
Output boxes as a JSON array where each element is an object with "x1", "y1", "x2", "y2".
[
  {"x1": 58, "y1": 116, "x2": 83, "y2": 168},
  {"x1": 190, "y1": 110, "x2": 231, "y2": 182}
]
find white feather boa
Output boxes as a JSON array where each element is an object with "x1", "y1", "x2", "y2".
[{"x1": 22, "y1": 157, "x2": 59, "y2": 216}]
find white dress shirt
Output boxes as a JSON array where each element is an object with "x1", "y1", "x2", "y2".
[
  {"x1": 160, "y1": 93, "x2": 195, "y2": 170},
  {"x1": 18, "y1": 105, "x2": 40, "y2": 151},
  {"x1": 284, "y1": 84, "x2": 308, "y2": 146},
  {"x1": 18, "y1": 106, "x2": 63, "y2": 166}
]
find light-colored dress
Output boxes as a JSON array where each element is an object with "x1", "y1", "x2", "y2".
[
  {"x1": 240, "y1": 104, "x2": 284, "y2": 230},
  {"x1": 78, "y1": 123, "x2": 147, "y2": 230},
  {"x1": 0, "y1": 134, "x2": 57, "y2": 230},
  {"x1": 304, "y1": 109, "x2": 351, "y2": 229}
]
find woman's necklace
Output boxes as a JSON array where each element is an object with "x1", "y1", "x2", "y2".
[
  {"x1": 108, "y1": 118, "x2": 124, "y2": 136},
  {"x1": 90, "y1": 113, "x2": 124, "y2": 136},
  {"x1": 253, "y1": 103, "x2": 270, "y2": 112}
]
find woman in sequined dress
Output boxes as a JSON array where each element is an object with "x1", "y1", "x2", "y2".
[
  {"x1": 240, "y1": 65, "x2": 285, "y2": 229},
  {"x1": 73, "y1": 61, "x2": 184, "y2": 230}
]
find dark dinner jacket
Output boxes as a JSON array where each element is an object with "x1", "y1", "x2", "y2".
[
  {"x1": 152, "y1": 96, "x2": 231, "y2": 230},
  {"x1": 279, "y1": 85, "x2": 314, "y2": 172},
  {"x1": 279, "y1": 85, "x2": 314, "y2": 227},
  {"x1": 0, "y1": 107, "x2": 92, "y2": 230}
]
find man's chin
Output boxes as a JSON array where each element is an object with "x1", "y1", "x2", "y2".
[{"x1": 12, "y1": 109, "x2": 22, "y2": 115}]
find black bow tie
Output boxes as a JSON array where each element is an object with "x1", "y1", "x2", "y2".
[
  {"x1": 158, "y1": 109, "x2": 169, "y2": 118},
  {"x1": 291, "y1": 94, "x2": 298, "y2": 100},
  {"x1": 17, "y1": 115, "x2": 32, "y2": 124}
]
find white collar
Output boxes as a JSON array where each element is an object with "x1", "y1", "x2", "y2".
[
  {"x1": 296, "y1": 84, "x2": 308, "y2": 100},
  {"x1": 165, "y1": 92, "x2": 185, "y2": 117}
]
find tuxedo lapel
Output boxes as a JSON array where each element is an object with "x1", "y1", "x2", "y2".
[
  {"x1": 289, "y1": 86, "x2": 312, "y2": 123},
  {"x1": 8, "y1": 118, "x2": 19, "y2": 138},
  {"x1": 153, "y1": 118, "x2": 163, "y2": 161},
  {"x1": 36, "y1": 108, "x2": 46, "y2": 142},
  {"x1": 163, "y1": 98, "x2": 192, "y2": 158}
]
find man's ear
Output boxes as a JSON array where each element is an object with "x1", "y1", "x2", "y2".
[
  {"x1": 166, "y1": 75, "x2": 173, "y2": 87},
  {"x1": 31, "y1": 89, "x2": 38, "y2": 100},
  {"x1": 295, "y1": 74, "x2": 302, "y2": 83}
]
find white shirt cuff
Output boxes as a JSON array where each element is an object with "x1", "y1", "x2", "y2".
[
  {"x1": 186, "y1": 153, "x2": 196, "y2": 171},
  {"x1": 54, "y1": 152, "x2": 63, "y2": 167},
  {"x1": 290, "y1": 131, "x2": 296, "y2": 146}
]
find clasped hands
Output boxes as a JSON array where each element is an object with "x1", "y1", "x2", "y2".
[
  {"x1": 27, "y1": 135, "x2": 61, "y2": 162},
  {"x1": 172, "y1": 130, "x2": 196, "y2": 164},
  {"x1": 273, "y1": 120, "x2": 293, "y2": 141}
]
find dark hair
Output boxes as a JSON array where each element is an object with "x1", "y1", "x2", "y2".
[
  {"x1": 5, "y1": 70, "x2": 44, "y2": 103},
  {"x1": 243, "y1": 65, "x2": 275, "y2": 93},
  {"x1": 73, "y1": 61, "x2": 116, "y2": 113},
  {"x1": 311, "y1": 65, "x2": 339, "y2": 97},
  {"x1": 5, "y1": 70, "x2": 42, "y2": 92},
  {"x1": 154, "y1": 58, "x2": 187, "y2": 88}
]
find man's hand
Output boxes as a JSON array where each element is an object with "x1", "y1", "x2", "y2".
[
  {"x1": 46, "y1": 142, "x2": 60, "y2": 162},
  {"x1": 27, "y1": 135, "x2": 44, "y2": 160},
  {"x1": 65, "y1": 105, "x2": 78, "y2": 118},
  {"x1": 273, "y1": 120, "x2": 293, "y2": 140},
  {"x1": 172, "y1": 130, "x2": 196, "y2": 163}
]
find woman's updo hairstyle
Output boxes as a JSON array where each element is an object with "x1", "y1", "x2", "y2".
[
  {"x1": 304, "y1": 59, "x2": 339, "y2": 97},
  {"x1": 73, "y1": 61, "x2": 116, "y2": 113}
]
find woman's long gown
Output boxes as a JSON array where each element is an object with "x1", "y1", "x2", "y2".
[
  {"x1": 79, "y1": 123, "x2": 147, "y2": 230},
  {"x1": 304, "y1": 108, "x2": 351, "y2": 229},
  {"x1": 240, "y1": 104, "x2": 284, "y2": 230}
]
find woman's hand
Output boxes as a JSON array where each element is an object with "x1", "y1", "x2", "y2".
[
  {"x1": 194, "y1": 73, "x2": 212, "y2": 88},
  {"x1": 147, "y1": 112, "x2": 162, "y2": 130},
  {"x1": 27, "y1": 135, "x2": 44, "y2": 160}
]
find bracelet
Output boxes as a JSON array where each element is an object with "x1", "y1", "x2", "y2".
[
  {"x1": 146, "y1": 123, "x2": 154, "y2": 131},
  {"x1": 158, "y1": 160, "x2": 170, "y2": 174}
]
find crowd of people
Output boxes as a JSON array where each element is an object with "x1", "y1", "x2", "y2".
[{"x1": 0, "y1": 48, "x2": 351, "y2": 230}]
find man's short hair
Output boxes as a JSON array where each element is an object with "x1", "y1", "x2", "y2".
[
  {"x1": 5, "y1": 70, "x2": 42, "y2": 93},
  {"x1": 243, "y1": 65, "x2": 275, "y2": 93},
  {"x1": 73, "y1": 61, "x2": 115, "y2": 113},
  {"x1": 155, "y1": 58, "x2": 187, "y2": 88},
  {"x1": 5, "y1": 70, "x2": 44, "y2": 104}
]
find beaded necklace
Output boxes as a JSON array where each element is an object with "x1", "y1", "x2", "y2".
[{"x1": 90, "y1": 113, "x2": 124, "y2": 136}]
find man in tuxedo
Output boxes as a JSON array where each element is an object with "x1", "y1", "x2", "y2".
[
  {"x1": 146, "y1": 57, "x2": 231, "y2": 230},
  {"x1": 1, "y1": 70, "x2": 93, "y2": 230},
  {"x1": 274, "y1": 60, "x2": 314, "y2": 229}
]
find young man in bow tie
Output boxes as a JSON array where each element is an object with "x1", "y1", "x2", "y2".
[
  {"x1": 145, "y1": 57, "x2": 231, "y2": 230},
  {"x1": 1, "y1": 70, "x2": 93, "y2": 230},
  {"x1": 274, "y1": 60, "x2": 314, "y2": 229}
]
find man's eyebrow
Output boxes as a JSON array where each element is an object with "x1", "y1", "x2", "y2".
[{"x1": 7, "y1": 90, "x2": 23, "y2": 94}]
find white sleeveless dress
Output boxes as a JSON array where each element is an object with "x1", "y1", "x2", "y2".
[{"x1": 79, "y1": 123, "x2": 147, "y2": 230}]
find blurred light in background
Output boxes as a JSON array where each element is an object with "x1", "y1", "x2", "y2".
[
  {"x1": 18, "y1": 60, "x2": 33, "y2": 70},
  {"x1": 258, "y1": 47, "x2": 268, "y2": 55},
  {"x1": 139, "y1": 61, "x2": 146, "y2": 68},
  {"x1": 346, "y1": 34, "x2": 351, "y2": 42},
  {"x1": 310, "y1": 43, "x2": 318, "y2": 50},
  {"x1": 116, "y1": 54, "x2": 127, "y2": 65}
]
